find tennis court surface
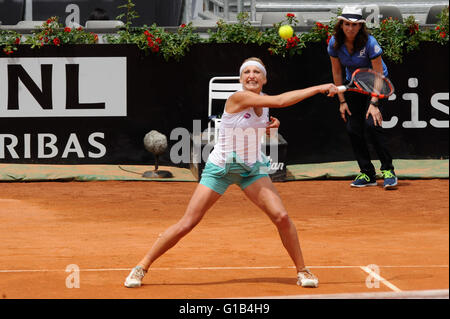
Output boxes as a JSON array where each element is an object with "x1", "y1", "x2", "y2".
[{"x1": 0, "y1": 176, "x2": 448, "y2": 299}]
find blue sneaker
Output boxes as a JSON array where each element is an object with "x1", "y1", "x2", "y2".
[
  {"x1": 350, "y1": 173, "x2": 377, "y2": 187},
  {"x1": 382, "y1": 170, "x2": 398, "y2": 189}
]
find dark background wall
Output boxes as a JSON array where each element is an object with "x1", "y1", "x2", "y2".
[
  {"x1": 0, "y1": 0, "x2": 24, "y2": 25},
  {"x1": 0, "y1": 42, "x2": 448, "y2": 167}
]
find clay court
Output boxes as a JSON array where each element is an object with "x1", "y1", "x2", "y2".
[{"x1": 0, "y1": 178, "x2": 448, "y2": 299}]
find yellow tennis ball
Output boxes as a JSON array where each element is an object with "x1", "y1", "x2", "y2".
[{"x1": 278, "y1": 25, "x2": 294, "y2": 40}]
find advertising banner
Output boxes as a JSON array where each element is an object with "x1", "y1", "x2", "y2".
[{"x1": 0, "y1": 43, "x2": 448, "y2": 166}]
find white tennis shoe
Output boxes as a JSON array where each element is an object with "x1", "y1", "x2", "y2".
[
  {"x1": 297, "y1": 269, "x2": 319, "y2": 288},
  {"x1": 124, "y1": 266, "x2": 146, "y2": 288}
]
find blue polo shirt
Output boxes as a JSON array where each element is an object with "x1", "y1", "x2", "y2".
[{"x1": 327, "y1": 35, "x2": 388, "y2": 81}]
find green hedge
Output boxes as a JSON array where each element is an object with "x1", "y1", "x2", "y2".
[{"x1": 1, "y1": 6, "x2": 448, "y2": 64}]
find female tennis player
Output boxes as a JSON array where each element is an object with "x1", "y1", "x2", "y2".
[
  {"x1": 124, "y1": 57, "x2": 338, "y2": 288},
  {"x1": 327, "y1": 6, "x2": 398, "y2": 189}
]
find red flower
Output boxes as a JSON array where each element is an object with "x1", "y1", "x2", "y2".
[
  {"x1": 53, "y1": 37, "x2": 60, "y2": 46},
  {"x1": 2, "y1": 48, "x2": 13, "y2": 55},
  {"x1": 64, "y1": 27, "x2": 71, "y2": 33},
  {"x1": 440, "y1": 31, "x2": 447, "y2": 38},
  {"x1": 435, "y1": 26, "x2": 440, "y2": 30},
  {"x1": 180, "y1": 24, "x2": 186, "y2": 28},
  {"x1": 155, "y1": 37, "x2": 162, "y2": 44},
  {"x1": 77, "y1": 26, "x2": 83, "y2": 31},
  {"x1": 408, "y1": 23, "x2": 419, "y2": 34},
  {"x1": 14, "y1": 37, "x2": 21, "y2": 44},
  {"x1": 46, "y1": 18, "x2": 53, "y2": 24},
  {"x1": 144, "y1": 30, "x2": 151, "y2": 36},
  {"x1": 89, "y1": 31, "x2": 98, "y2": 41},
  {"x1": 285, "y1": 36, "x2": 300, "y2": 49},
  {"x1": 286, "y1": 13, "x2": 295, "y2": 18}
]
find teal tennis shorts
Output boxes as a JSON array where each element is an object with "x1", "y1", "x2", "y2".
[{"x1": 200, "y1": 158, "x2": 270, "y2": 195}]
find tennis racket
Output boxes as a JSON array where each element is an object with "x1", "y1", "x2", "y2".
[{"x1": 337, "y1": 68, "x2": 394, "y2": 99}]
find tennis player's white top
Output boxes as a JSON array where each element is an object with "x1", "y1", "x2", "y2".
[{"x1": 208, "y1": 94, "x2": 269, "y2": 168}]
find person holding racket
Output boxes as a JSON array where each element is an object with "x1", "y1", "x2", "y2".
[
  {"x1": 124, "y1": 57, "x2": 338, "y2": 288},
  {"x1": 327, "y1": 6, "x2": 398, "y2": 189}
]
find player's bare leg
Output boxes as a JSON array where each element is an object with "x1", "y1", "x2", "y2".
[
  {"x1": 243, "y1": 177, "x2": 305, "y2": 270},
  {"x1": 243, "y1": 177, "x2": 318, "y2": 287},
  {"x1": 138, "y1": 184, "x2": 221, "y2": 269},
  {"x1": 124, "y1": 184, "x2": 221, "y2": 287}
]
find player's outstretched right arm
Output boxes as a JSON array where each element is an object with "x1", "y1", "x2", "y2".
[{"x1": 228, "y1": 84, "x2": 337, "y2": 113}]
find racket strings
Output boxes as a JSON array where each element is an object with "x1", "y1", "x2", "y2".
[
  {"x1": 354, "y1": 72, "x2": 392, "y2": 95},
  {"x1": 355, "y1": 78, "x2": 374, "y2": 92}
]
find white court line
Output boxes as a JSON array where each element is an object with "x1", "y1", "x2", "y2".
[
  {"x1": 0, "y1": 264, "x2": 447, "y2": 273},
  {"x1": 360, "y1": 266, "x2": 402, "y2": 292},
  {"x1": 241, "y1": 289, "x2": 450, "y2": 299}
]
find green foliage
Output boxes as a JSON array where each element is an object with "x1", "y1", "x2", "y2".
[
  {"x1": 262, "y1": 13, "x2": 306, "y2": 57},
  {"x1": 208, "y1": 12, "x2": 265, "y2": 45},
  {"x1": 1, "y1": 1, "x2": 448, "y2": 62},
  {"x1": 0, "y1": 29, "x2": 21, "y2": 55},
  {"x1": 23, "y1": 17, "x2": 98, "y2": 49},
  {"x1": 116, "y1": 0, "x2": 139, "y2": 34},
  {"x1": 371, "y1": 17, "x2": 408, "y2": 63},
  {"x1": 430, "y1": 6, "x2": 449, "y2": 45},
  {"x1": 369, "y1": 6, "x2": 448, "y2": 63},
  {"x1": 106, "y1": 22, "x2": 201, "y2": 61},
  {"x1": 403, "y1": 15, "x2": 422, "y2": 53},
  {"x1": 157, "y1": 23, "x2": 202, "y2": 61}
]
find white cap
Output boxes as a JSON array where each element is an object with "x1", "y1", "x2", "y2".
[{"x1": 338, "y1": 6, "x2": 366, "y2": 23}]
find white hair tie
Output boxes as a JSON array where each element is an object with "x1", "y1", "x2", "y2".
[{"x1": 239, "y1": 61, "x2": 267, "y2": 77}]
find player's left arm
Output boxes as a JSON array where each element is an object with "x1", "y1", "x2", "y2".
[{"x1": 266, "y1": 116, "x2": 280, "y2": 136}]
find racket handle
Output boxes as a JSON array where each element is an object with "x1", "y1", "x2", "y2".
[{"x1": 337, "y1": 85, "x2": 347, "y2": 93}]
